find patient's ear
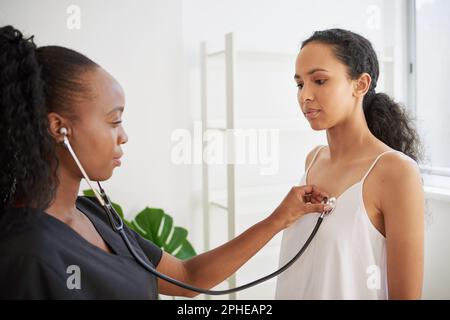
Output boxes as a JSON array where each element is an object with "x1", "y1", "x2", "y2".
[{"x1": 353, "y1": 73, "x2": 372, "y2": 98}]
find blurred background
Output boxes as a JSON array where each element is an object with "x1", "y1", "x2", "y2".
[{"x1": 1, "y1": 0, "x2": 449, "y2": 299}]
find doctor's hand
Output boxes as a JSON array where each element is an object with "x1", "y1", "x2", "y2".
[{"x1": 267, "y1": 185, "x2": 332, "y2": 232}]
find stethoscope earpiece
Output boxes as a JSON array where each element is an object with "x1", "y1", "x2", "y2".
[{"x1": 59, "y1": 127, "x2": 68, "y2": 136}]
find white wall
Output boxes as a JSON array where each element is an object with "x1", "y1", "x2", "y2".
[{"x1": 423, "y1": 199, "x2": 450, "y2": 299}]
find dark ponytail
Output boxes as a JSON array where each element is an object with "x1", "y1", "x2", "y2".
[
  {"x1": 302, "y1": 29, "x2": 422, "y2": 162},
  {"x1": 363, "y1": 92, "x2": 420, "y2": 162},
  {"x1": 0, "y1": 25, "x2": 98, "y2": 219}
]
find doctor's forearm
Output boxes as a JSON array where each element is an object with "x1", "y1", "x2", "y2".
[{"x1": 182, "y1": 216, "x2": 283, "y2": 295}]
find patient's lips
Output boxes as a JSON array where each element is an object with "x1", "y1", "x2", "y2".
[{"x1": 304, "y1": 108, "x2": 321, "y2": 120}]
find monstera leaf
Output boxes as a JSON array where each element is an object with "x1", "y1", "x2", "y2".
[
  {"x1": 82, "y1": 189, "x2": 197, "y2": 260},
  {"x1": 132, "y1": 207, "x2": 197, "y2": 260}
]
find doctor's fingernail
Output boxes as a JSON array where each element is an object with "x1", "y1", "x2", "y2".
[{"x1": 324, "y1": 205, "x2": 332, "y2": 211}]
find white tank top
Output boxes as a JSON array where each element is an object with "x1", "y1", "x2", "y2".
[{"x1": 275, "y1": 146, "x2": 414, "y2": 300}]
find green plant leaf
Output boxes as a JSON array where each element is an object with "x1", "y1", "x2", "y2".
[
  {"x1": 174, "y1": 241, "x2": 196, "y2": 260},
  {"x1": 164, "y1": 226, "x2": 188, "y2": 253},
  {"x1": 83, "y1": 189, "x2": 95, "y2": 197},
  {"x1": 131, "y1": 220, "x2": 151, "y2": 241},
  {"x1": 134, "y1": 207, "x2": 165, "y2": 247},
  {"x1": 132, "y1": 210, "x2": 197, "y2": 259}
]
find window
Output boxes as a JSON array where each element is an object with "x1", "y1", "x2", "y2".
[{"x1": 413, "y1": 0, "x2": 450, "y2": 191}]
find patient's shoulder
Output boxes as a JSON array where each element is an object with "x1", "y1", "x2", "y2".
[
  {"x1": 376, "y1": 151, "x2": 421, "y2": 184},
  {"x1": 305, "y1": 145, "x2": 326, "y2": 171}
]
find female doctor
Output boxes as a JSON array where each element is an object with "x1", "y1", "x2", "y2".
[{"x1": 0, "y1": 25, "x2": 332, "y2": 299}]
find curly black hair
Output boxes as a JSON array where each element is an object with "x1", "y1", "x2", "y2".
[
  {"x1": 302, "y1": 29, "x2": 423, "y2": 162},
  {"x1": 0, "y1": 25, "x2": 98, "y2": 221}
]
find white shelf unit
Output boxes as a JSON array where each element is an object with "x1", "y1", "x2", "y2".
[{"x1": 201, "y1": 33, "x2": 238, "y2": 300}]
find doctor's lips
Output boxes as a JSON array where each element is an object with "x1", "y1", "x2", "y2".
[
  {"x1": 303, "y1": 108, "x2": 321, "y2": 120},
  {"x1": 113, "y1": 154, "x2": 123, "y2": 166}
]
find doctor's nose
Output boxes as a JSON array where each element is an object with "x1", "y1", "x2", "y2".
[{"x1": 118, "y1": 127, "x2": 128, "y2": 145}]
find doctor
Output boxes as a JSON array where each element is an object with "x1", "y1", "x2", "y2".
[{"x1": 0, "y1": 25, "x2": 332, "y2": 299}]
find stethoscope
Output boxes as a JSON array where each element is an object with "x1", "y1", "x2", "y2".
[{"x1": 59, "y1": 127, "x2": 336, "y2": 296}]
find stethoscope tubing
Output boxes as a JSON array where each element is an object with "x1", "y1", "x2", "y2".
[{"x1": 62, "y1": 132, "x2": 332, "y2": 296}]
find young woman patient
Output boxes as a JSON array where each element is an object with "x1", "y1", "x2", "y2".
[{"x1": 275, "y1": 29, "x2": 424, "y2": 300}]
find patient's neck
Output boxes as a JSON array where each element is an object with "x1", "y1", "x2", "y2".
[{"x1": 326, "y1": 110, "x2": 379, "y2": 162}]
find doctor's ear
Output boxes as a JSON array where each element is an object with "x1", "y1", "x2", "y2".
[
  {"x1": 353, "y1": 73, "x2": 372, "y2": 98},
  {"x1": 47, "y1": 112, "x2": 71, "y2": 142}
]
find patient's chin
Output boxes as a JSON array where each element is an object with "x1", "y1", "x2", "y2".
[{"x1": 309, "y1": 122, "x2": 327, "y2": 131}]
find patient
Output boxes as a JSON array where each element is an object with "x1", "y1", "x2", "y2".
[{"x1": 275, "y1": 29, "x2": 424, "y2": 300}]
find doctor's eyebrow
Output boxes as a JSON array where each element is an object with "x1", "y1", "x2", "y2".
[
  {"x1": 294, "y1": 68, "x2": 329, "y2": 80},
  {"x1": 106, "y1": 106, "x2": 124, "y2": 115}
]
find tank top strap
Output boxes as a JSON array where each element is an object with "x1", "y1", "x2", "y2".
[
  {"x1": 306, "y1": 145, "x2": 327, "y2": 172},
  {"x1": 361, "y1": 150, "x2": 399, "y2": 183}
]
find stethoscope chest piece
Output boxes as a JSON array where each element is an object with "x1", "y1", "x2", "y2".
[{"x1": 321, "y1": 196, "x2": 337, "y2": 216}]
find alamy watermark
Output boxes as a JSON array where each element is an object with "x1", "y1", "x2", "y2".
[
  {"x1": 66, "y1": 5, "x2": 81, "y2": 30},
  {"x1": 66, "y1": 265, "x2": 81, "y2": 290},
  {"x1": 366, "y1": 264, "x2": 381, "y2": 290},
  {"x1": 171, "y1": 121, "x2": 280, "y2": 175}
]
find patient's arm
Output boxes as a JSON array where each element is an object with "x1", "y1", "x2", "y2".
[{"x1": 379, "y1": 153, "x2": 424, "y2": 299}]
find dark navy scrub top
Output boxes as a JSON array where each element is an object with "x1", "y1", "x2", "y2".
[{"x1": 0, "y1": 196, "x2": 163, "y2": 299}]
